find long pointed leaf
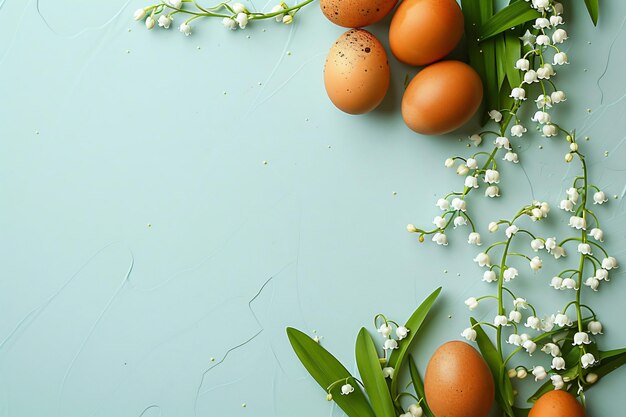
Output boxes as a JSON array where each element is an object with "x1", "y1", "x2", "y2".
[
  {"x1": 355, "y1": 328, "x2": 396, "y2": 417},
  {"x1": 287, "y1": 327, "x2": 376, "y2": 417},
  {"x1": 584, "y1": 0, "x2": 599, "y2": 26},
  {"x1": 469, "y1": 318, "x2": 514, "y2": 415},
  {"x1": 479, "y1": 1, "x2": 540, "y2": 41},
  {"x1": 388, "y1": 287, "x2": 442, "y2": 397},
  {"x1": 408, "y1": 355, "x2": 433, "y2": 417}
]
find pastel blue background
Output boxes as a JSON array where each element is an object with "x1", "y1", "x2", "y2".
[{"x1": 1, "y1": 1, "x2": 625, "y2": 416}]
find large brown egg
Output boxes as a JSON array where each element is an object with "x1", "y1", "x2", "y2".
[
  {"x1": 402, "y1": 60, "x2": 483, "y2": 135},
  {"x1": 529, "y1": 390, "x2": 586, "y2": 417},
  {"x1": 324, "y1": 29, "x2": 390, "y2": 115},
  {"x1": 389, "y1": 0, "x2": 464, "y2": 66},
  {"x1": 320, "y1": 0, "x2": 398, "y2": 28},
  {"x1": 424, "y1": 341, "x2": 494, "y2": 417}
]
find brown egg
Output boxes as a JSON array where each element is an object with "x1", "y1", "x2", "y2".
[
  {"x1": 320, "y1": 0, "x2": 398, "y2": 28},
  {"x1": 324, "y1": 29, "x2": 390, "y2": 115},
  {"x1": 389, "y1": 0, "x2": 464, "y2": 66},
  {"x1": 402, "y1": 60, "x2": 483, "y2": 135},
  {"x1": 529, "y1": 390, "x2": 587, "y2": 417},
  {"x1": 424, "y1": 341, "x2": 494, "y2": 417}
]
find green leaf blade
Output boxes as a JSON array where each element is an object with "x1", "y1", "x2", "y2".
[
  {"x1": 479, "y1": 1, "x2": 541, "y2": 41},
  {"x1": 286, "y1": 327, "x2": 376, "y2": 417},
  {"x1": 355, "y1": 328, "x2": 396, "y2": 417},
  {"x1": 408, "y1": 355, "x2": 433, "y2": 417},
  {"x1": 584, "y1": 0, "x2": 599, "y2": 25}
]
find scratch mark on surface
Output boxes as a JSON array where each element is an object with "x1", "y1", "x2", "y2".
[
  {"x1": 57, "y1": 251, "x2": 135, "y2": 416},
  {"x1": 192, "y1": 264, "x2": 291, "y2": 416},
  {"x1": 518, "y1": 157, "x2": 536, "y2": 200},
  {"x1": 597, "y1": 14, "x2": 626, "y2": 105},
  {"x1": 138, "y1": 404, "x2": 161, "y2": 417},
  {"x1": 0, "y1": 0, "x2": 7, "y2": 10},
  {"x1": 0, "y1": 243, "x2": 126, "y2": 351},
  {"x1": 35, "y1": 0, "x2": 132, "y2": 38}
]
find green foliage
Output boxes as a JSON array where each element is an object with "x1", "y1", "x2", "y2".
[
  {"x1": 355, "y1": 328, "x2": 396, "y2": 417},
  {"x1": 478, "y1": 1, "x2": 540, "y2": 41},
  {"x1": 584, "y1": 0, "x2": 599, "y2": 25},
  {"x1": 408, "y1": 355, "x2": 433, "y2": 417},
  {"x1": 286, "y1": 327, "x2": 376, "y2": 417}
]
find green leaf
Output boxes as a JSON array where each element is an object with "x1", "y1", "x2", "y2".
[
  {"x1": 461, "y1": 0, "x2": 495, "y2": 125},
  {"x1": 495, "y1": 35, "x2": 507, "y2": 89},
  {"x1": 592, "y1": 348, "x2": 626, "y2": 380},
  {"x1": 469, "y1": 318, "x2": 514, "y2": 415},
  {"x1": 286, "y1": 327, "x2": 376, "y2": 417},
  {"x1": 504, "y1": 28, "x2": 522, "y2": 87},
  {"x1": 388, "y1": 287, "x2": 442, "y2": 397},
  {"x1": 584, "y1": 0, "x2": 599, "y2": 26},
  {"x1": 355, "y1": 328, "x2": 396, "y2": 417},
  {"x1": 478, "y1": 1, "x2": 541, "y2": 41},
  {"x1": 408, "y1": 355, "x2": 434, "y2": 417}
]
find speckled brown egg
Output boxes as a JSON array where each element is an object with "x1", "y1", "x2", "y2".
[
  {"x1": 389, "y1": 0, "x2": 464, "y2": 66},
  {"x1": 529, "y1": 390, "x2": 587, "y2": 417},
  {"x1": 324, "y1": 29, "x2": 390, "y2": 115},
  {"x1": 402, "y1": 60, "x2": 483, "y2": 135},
  {"x1": 320, "y1": 0, "x2": 398, "y2": 28},
  {"x1": 424, "y1": 341, "x2": 494, "y2": 417}
]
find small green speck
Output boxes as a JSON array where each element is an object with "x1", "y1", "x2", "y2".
[
  {"x1": 604, "y1": 151, "x2": 609, "y2": 157},
  {"x1": 443, "y1": 269, "x2": 448, "y2": 274},
  {"x1": 287, "y1": 51, "x2": 292, "y2": 56},
  {"x1": 585, "y1": 136, "x2": 590, "y2": 141},
  {"x1": 586, "y1": 108, "x2": 592, "y2": 113},
  {"x1": 242, "y1": 403, "x2": 247, "y2": 408},
  {"x1": 210, "y1": 357, "x2": 215, "y2": 362},
  {"x1": 539, "y1": 145, "x2": 543, "y2": 149},
  {"x1": 613, "y1": 195, "x2": 619, "y2": 199},
  {"x1": 126, "y1": 50, "x2": 130, "y2": 54}
]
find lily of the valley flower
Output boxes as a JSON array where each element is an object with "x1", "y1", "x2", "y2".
[
  {"x1": 588, "y1": 320, "x2": 603, "y2": 335},
  {"x1": 469, "y1": 134, "x2": 482, "y2": 146},
  {"x1": 593, "y1": 191, "x2": 608, "y2": 204},
  {"x1": 524, "y1": 70, "x2": 539, "y2": 84},
  {"x1": 589, "y1": 228, "x2": 604, "y2": 241},
  {"x1": 542, "y1": 343, "x2": 561, "y2": 357},
  {"x1": 179, "y1": 22, "x2": 192, "y2": 36},
  {"x1": 532, "y1": 366, "x2": 548, "y2": 381},
  {"x1": 483, "y1": 270, "x2": 497, "y2": 282},
  {"x1": 553, "y1": 51, "x2": 569, "y2": 65},
  {"x1": 550, "y1": 276, "x2": 564, "y2": 290},
  {"x1": 464, "y1": 176, "x2": 479, "y2": 189},
  {"x1": 396, "y1": 326, "x2": 409, "y2": 340},
  {"x1": 515, "y1": 58, "x2": 530, "y2": 71},
  {"x1": 465, "y1": 297, "x2": 479, "y2": 310},
  {"x1": 433, "y1": 216, "x2": 446, "y2": 228},
  {"x1": 554, "y1": 313, "x2": 571, "y2": 327},
  {"x1": 271, "y1": 3, "x2": 287, "y2": 21},
  {"x1": 341, "y1": 383, "x2": 354, "y2": 395},
  {"x1": 513, "y1": 297, "x2": 528, "y2": 309},
  {"x1": 530, "y1": 239, "x2": 545, "y2": 251},
  {"x1": 485, "y1": 185, "x2": 500, "y2": 198},
  {"x1": 595, "y1": 269, "x2": 609, "y2": 281},
  {"x1": 504, "y1": 267, "x2": 519, "y2": 282},
  {"x1": 436, "y1": 198, "x2": 450, "y2": 210},
  {"x1": 494, "y1": 315, "x2": 508, "y2": 327},
  {"x1": 602, "y1": 256, "x2": 618, "y2": 270},
  {"x1": 408, "y1": 404, "x2": 423, "y2": 417},
  {"x1": 158, "y1": 14, "x2": 173, "y2": 28},
  {"x1": 551, "y1": 374, "x2": 565, "y2": 389},
  {"x1": 466, "y1": 158, "x2": 478, "y2": 169},
  {"x1": 134, "y1": 8, "x2": 147, "y2": 20},
  {"x1": 383, "y1": 339, "x2": 398, "y2": 350},
  {"x1": 503, "y1": 152, "x2": 519, "y2": 163},
  {"x1": 468, "y1": 232, "x2": 482, "y2": 246},
  {"x1": 377, "y1": 323, "x2": 392, "y2": 337},
  {"x1": 484, "y1": 169, "x2": 500, "y2": 184},
  {"x1": 432, "y1": 232, "x2": 448, "y2": 246},
  {"x1": 552, "y1": 356, "x2": 566, "y2": 370},
  {"x1": 559, "y1": 199, "x2": 574, "y2": 212},
  {"x1": 566, "y1": 187, "x2": 579, "y2": 202},
  {"x1": 568, "y1": 215, "x2": 586, "y2": 230},
  {"x1": 451, "y1": 197, "x2": 467, "y2": 211},
  {"x1": 523, "y1": 339, "x2": 537, "y2": 355},
  {"x1": 474, "y1": 252, "x2": 491, "y2": 267},
  {"x1": 577, "y1": 243, "x2": 592, "y2": 255},
  {"x1": 235, "y1": 12, "x2": 249, "y2": 29},
  {"x1": 561, "y1": 278, "x2": 577, "y2": 290},
  {"x1": 168, "y1": 0, "x2": 183, "y2": 7},
  {"x1": 584, "y1": 276, "x2": 600, "y2": 291},
  {"x1": 488, "y1": 110, "x2": 503, "y2": 122},
  {"x1": 507, "y1": 333, "x2": 522, "y2": 346},
  {"x1": 573, "y1": 331, "x2": 591, "y2": 345},
  {"x1": 511, "y1": 124, "x2": 527, "y2": 137},
  {"x1": 552, "y1": 28, "x2": 568, "y2": 43},
  {"x1": 542, "y1": 124, "x2": 558, "y2": 137},
  {"x1": 461, "y1": 327, "x2": 477, "y2": 341},
  {"x1": 145, "y1": 15, "x2": 156, "y2": 29},
  {"x1": 505, "y1": 225, "x2": 519, "y2": 238},
  {"x1": 530, "y1": 256, "x2": 543, "y2": 271},
  {"x1": 510, "y1": 87, "x2": 527, "y2": 100},
  {"x1": 525, "y1": 316, "x2": 542, "y2": 330},
  {"x1": 223, "y1": 17, "x2": 238, "y2": 29},
  {"x1": 382, "y1": 367, "x2": 394, "y2": 379},
  {"x1": 581, "y1": 352, "x2": 597, "y2": 368},
  {"x1": 495, "y1": 136, "x2": 511, "y2": 149},
  {"x1": 509, "y1": 310, "x2": 522, "y2": 323},
  {"x1": 532, "y1": 110, "x2": 551, "y2": 124}
]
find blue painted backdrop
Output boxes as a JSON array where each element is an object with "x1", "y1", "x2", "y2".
[{"x1": 1, "y1": 1, "x2": 625, "y2": 416}]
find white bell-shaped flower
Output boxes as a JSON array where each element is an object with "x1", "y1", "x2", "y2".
[
  {"x1": 474, "y1": 252, "x2": 491, "y2": 267},
  {"x1": 588, "y1": 321, "x2": 603, "y2": 335},
  {"x1": 341, "y1": 383, "x2": 354, "y2": 395},
  {"x1": 396, "y1": 326, "x2": 409, "y2": 340},
  {"x1": 464, "y1": 297, "x2": 479, "y2": 310},
  {"x1": 581, "y1": 353, "x2": 597, "y2": 369},
  {"x1": 551, "y1": 356, "x2": 566, "y2": 370},
  {"x1": 573, "y1": 331, "x2": 591, "y2": 345},
  {"x1": 461, "y1": 327, "x2": 477, "y2": 341},
  {"x1": 532, "y1": 366, "x2": 547, "y2": 381},
  {"x1": 483, "y1": 270, "x2": 497, "y2": 283}
]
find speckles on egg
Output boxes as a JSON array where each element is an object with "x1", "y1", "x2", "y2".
[
  {"x1": 320, "y1": 0, "x2": 398, "y2": 28},
  {"x1": 324, "y1": 29, "x2": 390, "y2": 114}
]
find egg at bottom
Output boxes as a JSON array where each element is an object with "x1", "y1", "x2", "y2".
[
  {"x1": 424, "y1": 341, "x2": 494, "y2": 417},
  {"x1": 324, "y1": 29, "x2": 390, "y2": 115},
  {"x1": 529, "y1": 390, "x2": 586, "y2": 417},
  {"x1": 402, "y1": 60, "x2": 483, "y2": 135},
  {"x1": 389, "y1": 0, "x2": 464, "y2": 66},
  {"x1": 320, "y1": 0, "x2": 398, "y2": 28}
]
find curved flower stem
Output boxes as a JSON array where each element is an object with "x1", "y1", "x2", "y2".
[{"x1": 497, "y1": 236, "x2": 514, "y2": 357}]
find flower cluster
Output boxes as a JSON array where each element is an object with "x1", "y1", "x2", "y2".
[
  {"x1": 133, "y1": 0, "x2": 314, "y2": 36},
  {"x1": 409, "y1": 0, "x2": 621, "y2": 407}
]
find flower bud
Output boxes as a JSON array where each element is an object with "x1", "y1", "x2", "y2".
[
  {"x1": 406, "y1": 224, "x2": 418, "y2": 233},
  {"x1": 570, "y1": 142, "x2": 578, "y2": 152},
  {"x1": 326, "y1": 393, "x2": 333, "y2": 401},
  {"x1": 507, "y1": 368, "x2": 517, "y2": 378},
  {"x1": 282, "y1": 14, "x2": 294, "y2": 24},
  {"x1": 444, "y1": 158, "x2": 455, "y2": 168},
  {"x1": 145, "y1": 15, "x2": 156, "y2": 30},
  {"x1": 488, "y1": 222, "x2": 499, "y2": 232},
  {"x1": 456, "y1": 164, "x2": 469, "y2": 176},
  {"x1": 133, "y1": 8, "x2": 147, "y2": 20},
  {"x1": 585, "y1": 373, "x2": 599, "y2": 384},
  {"x1": 565, "y1": 153, "x2": 573, "y2": 162}
]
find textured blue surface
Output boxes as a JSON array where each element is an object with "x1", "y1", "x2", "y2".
[{"x1": 1, "y1": 1, "x2": 625, "y2": 416}]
